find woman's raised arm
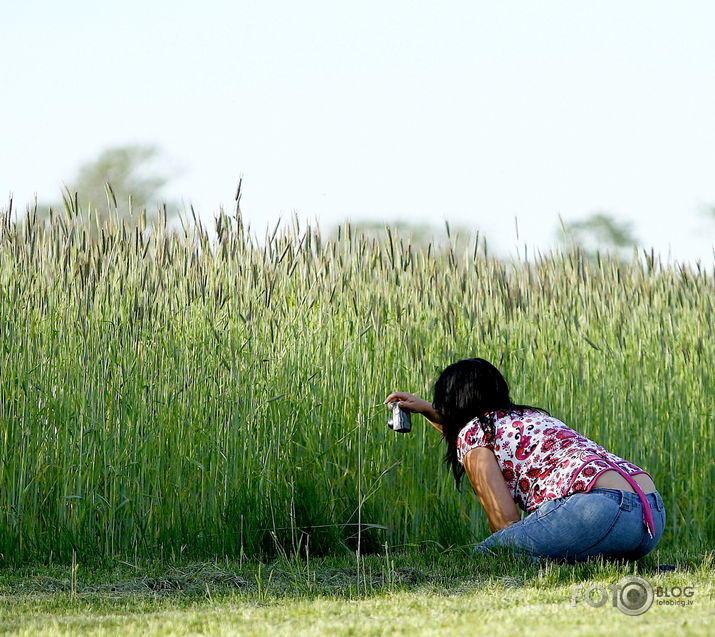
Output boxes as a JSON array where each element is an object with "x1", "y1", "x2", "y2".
[{"x1": 383, "y1": 391, "x2": 444, "y2": 435}]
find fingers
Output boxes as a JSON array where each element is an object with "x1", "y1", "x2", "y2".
[
  {"x1": 383, "y1": 391, "x2": 414, "y2": 405},
  {"x1": 383, "y1": 392, "x2": 400, "y2": 405},
  {"x1": 383, "y1": 392, "x2": 429, "y2": 417}
]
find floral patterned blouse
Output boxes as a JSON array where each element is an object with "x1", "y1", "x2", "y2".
[{"x1": 456, "y1": 409, "x2": 651, "y2": 513}]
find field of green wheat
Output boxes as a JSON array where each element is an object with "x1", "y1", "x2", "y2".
[{"x1": 0, "y1": 204, "x2": 712, "y2": 565}]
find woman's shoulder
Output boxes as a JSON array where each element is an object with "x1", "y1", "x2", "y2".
[
  {"x1": 457, "y1": 410, "x2": 513, "y2": 437},
  {"x1": 458, "y1": 409, "x2": 569, "y2": 439},
  {"x1": 456, "y1": 416, "x2": 496, "y2": 457},
  {"x1": 457, "y1": 416, "x2": 485, "y2": 442}
]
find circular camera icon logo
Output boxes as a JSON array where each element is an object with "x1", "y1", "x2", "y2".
[{"x1": 616, "y1": 576, "x2": 653, "y2": 615}]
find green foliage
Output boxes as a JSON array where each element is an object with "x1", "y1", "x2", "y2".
[
  {"x1": 330, "y1": 221, "x2": 436, "y2": 245},
  {"x1": 73, "y1": 145, "x2": 168, "y2": 212},
  {"x1": 0, "y1": 210, "x2": 712, "y2": 564},
  {"x1": 557, "y1": 212, "x2": 638, "y2": 260},
  {"x1": 328, "y1": 220, "x2": 483, "y2": 254},
  {"x1": 39, "y1": 144, "x2": 177, "y2": 240}
]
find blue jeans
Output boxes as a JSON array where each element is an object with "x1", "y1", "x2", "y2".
[{"x1": 474, "y1": 488, "x2": 666, "y2": 562}]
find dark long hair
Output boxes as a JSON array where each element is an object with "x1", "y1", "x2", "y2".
[{"x1": 432, "y1": 358, "x2": 547, "y2": 489}]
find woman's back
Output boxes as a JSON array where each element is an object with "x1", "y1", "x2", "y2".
[{"x1": 457, "y1": 409, "x2": 653, "y2": 513}]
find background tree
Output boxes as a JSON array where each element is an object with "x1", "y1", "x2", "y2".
[
  {"x1": 328, "y1": 219, "x2": 485, "y2": 257},
  {"x1": 331, "y1": 220, "x2": 433, "y2": 244},
  {"x1": 39, "y1": 143, "x2": 178, "y2": 239},
  {"x1": 557, "y1": 212, "x2": 639, "y2": 260}
]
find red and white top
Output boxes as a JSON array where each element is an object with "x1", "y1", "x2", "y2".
[{"x1": 456, "y1": 409, "x2": 652, "y2": 514}]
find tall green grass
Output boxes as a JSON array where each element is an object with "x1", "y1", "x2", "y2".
[{"x1": 0, "y1": 203, "x2": 712, "y2": 563}]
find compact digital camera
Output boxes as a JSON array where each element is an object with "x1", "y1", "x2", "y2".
[{"x1": 387, "y1": 402, "x2": 412, "y2": 433}]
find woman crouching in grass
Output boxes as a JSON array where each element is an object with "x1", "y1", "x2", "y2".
[{"x1": 385, "y1": 358, "x2": 665, "y2": 562}]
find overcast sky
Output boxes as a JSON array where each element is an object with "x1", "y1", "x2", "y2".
[{"x1": 2, "y1": 1, "x2": 714, "y2": 261}]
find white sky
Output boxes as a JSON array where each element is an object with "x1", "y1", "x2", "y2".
[{"x1": 2, "y1": 0, "x2": 715, "y2": 261}]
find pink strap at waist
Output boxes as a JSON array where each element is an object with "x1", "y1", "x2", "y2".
[{"x1": 584, "y1": 455, "x2": 655, "y2": 538}]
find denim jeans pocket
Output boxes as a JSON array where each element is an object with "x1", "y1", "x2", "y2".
[{"x1": 535, "y1": 497, "x2": 566, "y2": 520}]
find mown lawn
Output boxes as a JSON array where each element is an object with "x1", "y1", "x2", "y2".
[{"x1": 1, "y1": 549, "x2": 712, "y2": 636}]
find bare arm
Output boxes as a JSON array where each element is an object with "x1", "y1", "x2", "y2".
[
  {"x1": 463, "y1": 448, "x2": 521, "y2": 532},
  {"x1": 383, "y1": 392, "x2": 443, "y2": 435}
]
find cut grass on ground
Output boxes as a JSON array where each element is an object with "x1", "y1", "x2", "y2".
[{"x1": 0, "y1": 549, "x2": 712, "y2": 636}]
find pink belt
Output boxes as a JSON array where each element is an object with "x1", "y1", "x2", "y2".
[{"x1": 584, "y1": 455, "x2": 655, "y2": 538}]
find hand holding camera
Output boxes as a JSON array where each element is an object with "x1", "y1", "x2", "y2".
[{"x1": 383, "y1": 392, "x2": 443, "y2": 434}]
